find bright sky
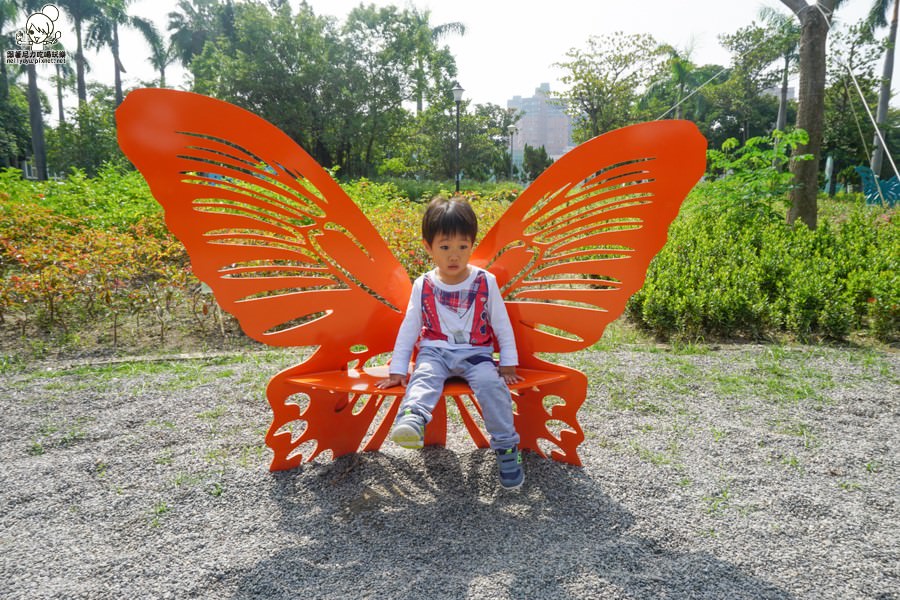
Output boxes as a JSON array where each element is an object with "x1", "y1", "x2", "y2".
[{"x1": 17, "y1": 0, "x2": 887, "y2": 121}]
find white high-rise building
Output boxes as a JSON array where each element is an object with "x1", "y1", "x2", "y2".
[{"x1": 507, "y1": 83, "x2": 574, "y2": 170}]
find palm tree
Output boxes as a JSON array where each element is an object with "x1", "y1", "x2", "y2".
[
  {"x1": 408, "y1": 8, "x2": 465, "y2": 114},
  {"x1": 867, "y1": 0, "x2": 899, "y2": 177},
  {"x1": 168, "y1": 0, "x2": 231, "y2": 71},
  {"x1": 87, "y1": 0, "x2": 144, "y2": 106},
  {"x1": 11, "y1": 0, "x2": 52, "y2": 179},
  {"x1": 25, "y1": 64, "x2": 46, "y2": 178},
  {"x1": 759, "y1": 6, "x2": 801, "y2": 132},
  {"x1": 131, "y1": 17, "x2": 174, "y2": 87},
  {"x1": 646, "y1": 44, "x2": 698, "y2": 120},
  {"x1": 668, "y1": 54, "x2": 696, "y2": 120},
  {"x1": 1, "y1": 0, "x2": 25, "y2": 169},
  {"x1": 58, "y1": 0, "x2": 101, "y2": 105},
  {"x1": 778, "y1": 0, "x2": 848, "y2": 229},
  {"x1": 0, "y1": 0, "x2": 19, "y2": 102},
  {"x1": 50, "y1": 50, "x2": 75, "y2": 123}
]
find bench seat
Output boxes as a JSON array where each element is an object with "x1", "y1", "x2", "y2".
[
  {"x1": 277, "y1": 365, "x2": 578, "y2": 463},
  {"x1": 286, "y1": 365, "x2": 568, "y2": 395}
]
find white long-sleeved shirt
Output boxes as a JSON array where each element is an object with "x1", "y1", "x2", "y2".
[{"x1": 389, "y1": 266, "x2": 518, "y2": 375}]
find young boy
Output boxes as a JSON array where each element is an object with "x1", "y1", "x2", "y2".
[{"x1": 376, "y1": 196, "x2": 525, "y2": 490}]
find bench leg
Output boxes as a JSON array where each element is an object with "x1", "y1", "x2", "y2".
[
  {"x1": 265, "y1": 366, "x2": 402, "y2": 470},
  {"x1": 513, "y1": 366, "x2": 586, "y2": 466},
  {"x1": 263, "y1": 364, "x2": 585, "y2": 469}
]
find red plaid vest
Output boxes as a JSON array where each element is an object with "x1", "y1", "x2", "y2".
[{"x1": 420, "y1": 271, "x2": 494, "y2": 346}]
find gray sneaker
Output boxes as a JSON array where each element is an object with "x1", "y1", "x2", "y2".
[
  {"x1": 391, "y1": 408, "x2": 425, "y2": 449},
  {"x1": 495, "y1": 446, "x2": 524, "y2": 490}
]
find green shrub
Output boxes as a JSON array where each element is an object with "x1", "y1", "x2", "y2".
[
  {"x1": 628, "y1": 184, "x2": 898, "y2": 342},
  {"x1": 1, "y1": 164, "x2": 159, "y2": 230},
  {"x1": 2, "y1": 164, "x2": 895, "y2": 348},
  {"x1": 354, "y1": 177, "x2": 522, "y2": 203},
  {"x1": 367, "y1": 177, "x2": 452, "y2": 202}
]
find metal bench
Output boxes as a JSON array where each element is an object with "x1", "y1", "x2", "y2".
[
  {"x1": 117, "y1": 89, "x2": 706, "y2": 470},
  {"x1": 855, "y1": 165, "x2": 900, "y2": 207}
]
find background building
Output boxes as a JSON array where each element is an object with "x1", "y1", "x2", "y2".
[{"x1": 507, "y1": 83, "x2": 573, "y2": 172}]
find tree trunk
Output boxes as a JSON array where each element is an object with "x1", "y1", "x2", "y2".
[
  {"x1": 777, "y1": 55, "x2": 790, "y2": 131},
  {"x1": 782, "y1": 0, "x2": 833, "y2": 229},
  {"x1": 113, "y1": 24, "x2": 124, "y2": 107},
  {"x1": 0, "y1": 60, "x2": 8, "y2": 169},
  {"x1": 870, "y1": 0, "x2": 898, "y2": 178},
  {"x1": 415, "y1": 57, "x2": 424, "y2": 114},
  {"x1": 75, "y1": 18, "x2": 87, "y2": 105},
  {"x1": 0, "y1": 58, "x2": 8, "y2": 102},
  {"x1": 55, "y1": 64, "x2": 66, "y2": 124},
  {"x1": 26, "y1": 65, "x2": 48, "y2": 181},
  {"x1": 676, "y1": 82, "x2": 684, "y2": 120}
]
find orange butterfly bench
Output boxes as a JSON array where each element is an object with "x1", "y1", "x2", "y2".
[{"x1": 117, "y1": 89, "x2": 706, "y2": 471}]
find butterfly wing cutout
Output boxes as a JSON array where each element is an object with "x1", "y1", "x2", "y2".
[
  {"x1": 472, "y1": 120, "x2": 707, "y2": 361},
  {"x1": 471, "y1": 121, "x2": 706, "y2": 463},
  {"x1": 116, "y1": 89, "x2": 411, "y2": 370}
]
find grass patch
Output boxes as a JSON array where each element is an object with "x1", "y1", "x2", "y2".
[
  {"x1": 28, "y1": 416, "x2": 92, "y2": 452},
  {"x1": 607, "y1": 385, "x2": 668, "y2": 414},
  {"x1": 843, "y1": 349, "x2": 899, "y2": 382},
  {"x1": 710, "y1": 427, "x2": 729, "y2": 443},
  {"x1": 173, "y1": 472, "x2": 204, "y2": 487},
  {"x1": 22, "y1": 356, "x2": 247, "y2": 392},
  {"x1": 148, "y1": 501, "x2": 172, "y2": 527},
  {"x1": 772, "y1": 420, "x2": 818, "y2": 449},
  {"x1": 706, "y1": 348, "x2": 837, "y2": 407},
  {"x1": 589, "y1": 316, "x2": 656, "y2": 350},
  {"x1": 703, "y1": 481, "x2": 733, "y2": 514},
  {"x1": 197, "y1": 405, "x2": 228, "y2": 421},
  {"x1": 629, "y1": 439, "x2": 674, "y2": 466},
  {"x1": 204, "y1": 448, "x2": 228, "y2": 465},
  {"x1": 866, "y1": 460, "x2": 883, "y2": 474},
  {"x1": 781, "y1": 454, "x2": 802, "y2": 471},
  {"x1": 237, "y1": 444, "x2": 266, "y2": 468}
]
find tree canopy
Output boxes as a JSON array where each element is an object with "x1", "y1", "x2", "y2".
[{"x1": 0, "y1": 0, "x2": 892, "y2": 211}]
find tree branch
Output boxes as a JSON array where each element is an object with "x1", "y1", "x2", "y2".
[{"x1": 779, "y1": 0, "x2": 808, "y2": 15}]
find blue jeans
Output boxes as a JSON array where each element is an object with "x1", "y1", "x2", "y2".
[{"x1": 397, "y1": 346, "x2": 519, "y2": 450}]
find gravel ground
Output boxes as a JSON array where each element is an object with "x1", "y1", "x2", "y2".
[{"x1": 1, "y1": 344, "x2": 897, "y2": 599}]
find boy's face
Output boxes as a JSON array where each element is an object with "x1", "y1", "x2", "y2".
[{"x1": 423, "y1": 232, "x2": 474, "y2": 284}]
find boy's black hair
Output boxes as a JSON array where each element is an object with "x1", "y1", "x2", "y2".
[{"x1": 421, "y1": 196, "x2": 478, "y2": 244}]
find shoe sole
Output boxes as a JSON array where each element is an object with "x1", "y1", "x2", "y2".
[
  {"x1": 500, "y1": 472, "x2": 525, "y2": 491},
  {"x1": 391, "y1": 424, "x2": 423, "y2": 449}
]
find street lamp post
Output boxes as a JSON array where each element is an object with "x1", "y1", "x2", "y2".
[
  {"x1": 507, "y1": 124, "x2": 516, "y2": 180},
  {"x1": 452, "y1": 83, "x2": 464, "y2": 192}
]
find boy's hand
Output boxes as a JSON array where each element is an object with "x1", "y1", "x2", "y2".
[
  {"x1": 499, "y1": 366, "x2": 524, "y2": 385},
  {"x1": 376, "y1": 373, "x2": 408, "y2": 389}
]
